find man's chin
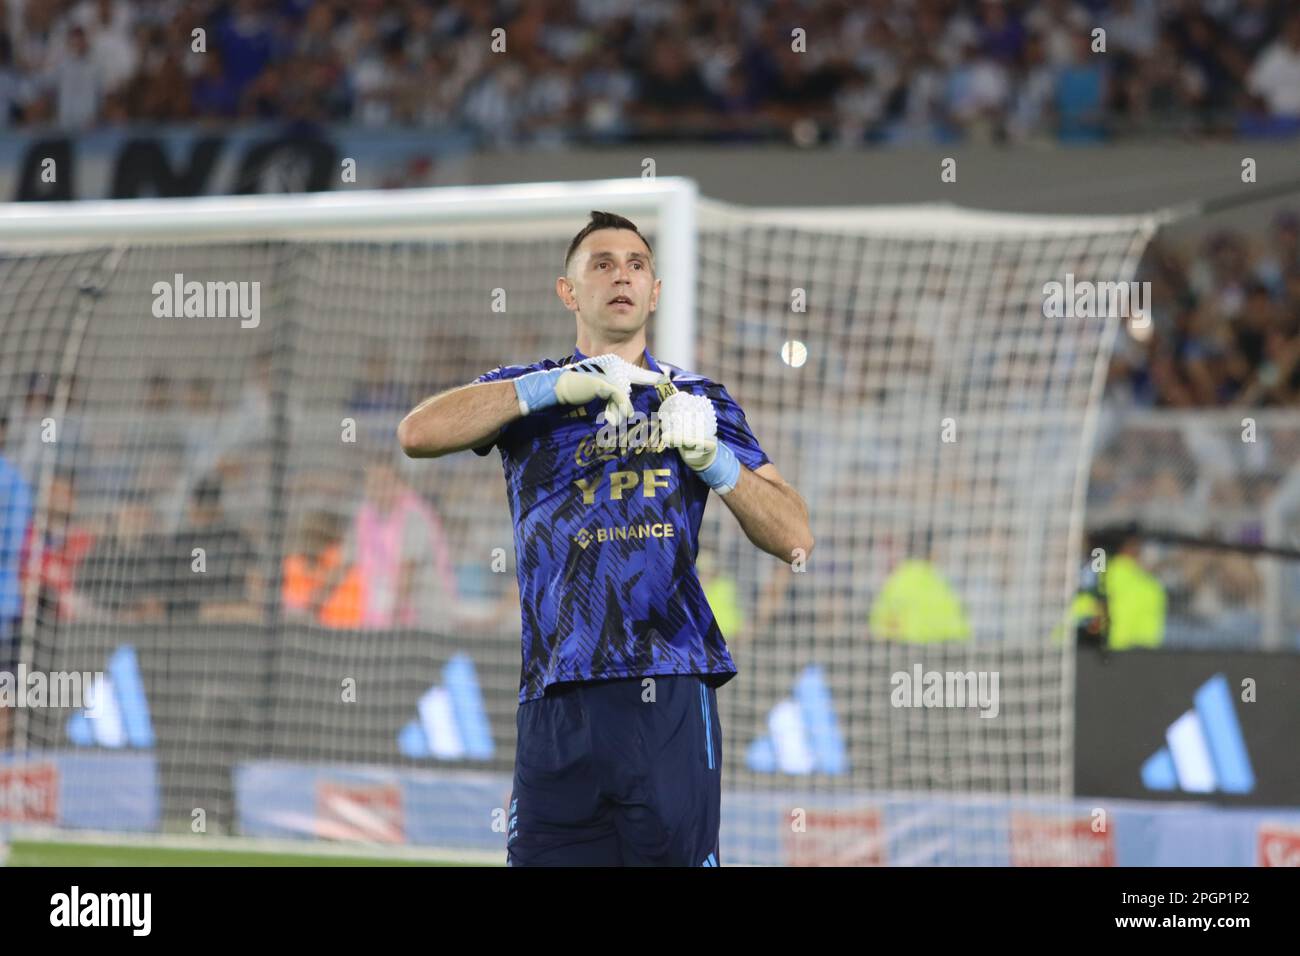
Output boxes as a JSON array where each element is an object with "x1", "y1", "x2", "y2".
[{"x1": 600, "y1": 309, "x2": 647, "y2": 329}]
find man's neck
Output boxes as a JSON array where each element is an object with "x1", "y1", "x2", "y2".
[{"x1": 576, "y1": 335, "x2": 648, "y2": 369}]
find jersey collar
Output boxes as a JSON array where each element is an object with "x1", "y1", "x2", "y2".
[{"x1": 571, "y1": 345, "x2": 662, "y2": 374}]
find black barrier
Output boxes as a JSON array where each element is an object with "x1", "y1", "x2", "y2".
[{"x1": 1075, "y1": 643, "x2": 1300, "y2": 807}]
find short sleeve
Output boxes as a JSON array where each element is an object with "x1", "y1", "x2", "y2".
[
  {"x1": 706, "y1": 383, "x2": 771, "y2": 472},
  {"x1": 469, "y1": 364, "x2": 531, "y2": 457}
]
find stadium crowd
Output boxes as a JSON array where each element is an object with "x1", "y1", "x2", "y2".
[
  {"x1": 1, "y1": 0, "x2": 1299, "y2": 143},
  {"x1": 1114, "y1": 210, "x2": 1300, "y2": 409}
]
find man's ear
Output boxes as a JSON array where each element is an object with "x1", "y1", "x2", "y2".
[
  {"x1": 649, "y1": 277, "x2": 662, "y2": 312},
  {"x1": 555, "y1": 275, "x2": 578, "y2": 312}
]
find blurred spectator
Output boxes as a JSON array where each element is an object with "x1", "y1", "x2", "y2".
[
  {"x1": 1005, "y1": 31, "x2": 1054, "y2": 142},
  {"x1": 82, "y1": 0, "x2": 136, "y2": 94},
  {"x1": 946, "y1": 40, "x2": 1011, "y2": 141},
  {"x1": 214, "y1": 0, "x2": 276, "y2": 99},
  {"x1": 338, "y1": 457, "x2": 456, "y2": 629},
  {"x1": 73, "y1": 495, "x2": 169, "y2": 623},
  {"x1": 283, "y1": 508, "x2": 365, "y2": 628},
  {"x1": 168, "y1": 475, "x2": 262, "y2": 623},
  {"x1": 191, "y1": 49, "x2": 239, "y2": 120},
  {"x1": 0, "y1": 29, "x2": 21, "y2": 126},
  {"x1": 1054, "y1": 31, "x2": 1107, "y2": 142},
  {"x1": 48, "y1": 25, "x2": 101, "y2": 128},
  {"x1": 1259, "y1": 211, "x2": 1300, "y2": 288},
  {"x1": 1103, "y1": 0, "x2": 1160, "y2": 58},
  {"x1": 154, "y1": 360, "x2": 275, "y2": 540},
  {"x1": 123, "y1": 21, "x2": 188, "y2": 120},
  {"x1": 868, "y1": 530, "x2": 971, "y2": 643},
  {"x1": 1247, "y1": 12, "x2": 1300, "y2": 118},
  {"x1": 352, "y1": 29, "x2": 417, "y2": 126},
  {"x1": 579, "y1": 46, "x2": 636, "y2": 138},
  {"x1": 22, "y1": 471, "x2": 95, "y2": 624},
  {"x1": 1073, "y1": 529, "x2": 1167, "y2": 650}
]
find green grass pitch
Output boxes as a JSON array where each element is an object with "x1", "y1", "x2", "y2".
[{"x1": 4, "y1": 840, "x2": 498, "y2": 867}]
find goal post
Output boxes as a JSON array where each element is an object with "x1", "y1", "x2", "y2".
[
  {"x1": 0, "y1": 179, "x2": 1159, "y2": 865},
  {"x1": 0, "y1": 177, "x2": 700, "y2": 368}
]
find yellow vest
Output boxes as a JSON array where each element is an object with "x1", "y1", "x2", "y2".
[
  {"x1": 870, "y1": 559, "x2": 971, "y2": 643},
  {"x1": 1102, "y1": 554, "x2": 1165, "y2": 650},
  {"x1": 1052, "y1": 591, "x2": 1103, "y2": 644},
  {"x1": 704, "y1": 576, "x2": 743, "y2": 638}
]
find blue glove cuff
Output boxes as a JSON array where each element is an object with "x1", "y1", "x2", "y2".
[
  {"x1": 698, "y1": 439, "x2": 740, "y2": 495},
  {"x1": 514, "y1": 368, "x2": 561, "y2": 415}
]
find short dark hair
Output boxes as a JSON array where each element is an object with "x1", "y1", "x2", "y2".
[{"x1": 564, "y1": 211, "x2": 653, "y2": 272}]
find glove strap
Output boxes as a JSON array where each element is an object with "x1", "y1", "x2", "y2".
[
  {"x1": 698, "y1": 440, "x2": 740, "y2": 495},
  {"x1": 513, "y1": 368, "x2": 560, "y2": 416}
]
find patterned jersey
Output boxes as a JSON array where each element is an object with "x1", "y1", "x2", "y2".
[{"x1": 472, "y1": 346, "x2": 771, "y2": 702}]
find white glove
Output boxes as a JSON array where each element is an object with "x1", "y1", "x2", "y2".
[
  {"x1": 655, "y1": 391, "x2": 740, "y2": 494},
  {"x1": 514, "y1": 353, "x2": 662, "y2": 426}
]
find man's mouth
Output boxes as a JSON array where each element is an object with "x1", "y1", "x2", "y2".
[{"x1": 609, "y1": 295, "x2": 633, "y2": 306}]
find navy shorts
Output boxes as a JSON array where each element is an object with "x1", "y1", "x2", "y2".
[{"x1": 507, "y1": 674, "x2": 722, "y2": 867}]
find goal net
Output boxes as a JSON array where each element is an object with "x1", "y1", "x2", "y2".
[{"x1": 0, "y1": 180, "x2": 1157, "y2": 864}]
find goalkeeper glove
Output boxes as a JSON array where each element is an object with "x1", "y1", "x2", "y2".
[
  {"x1": 655, "y1": 390, "x2": 741, "y2": 495},
  {"x1": 513, "y1": 353, "x2": 661, "y2": 426}
]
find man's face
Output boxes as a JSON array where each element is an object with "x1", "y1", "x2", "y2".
[{"x1": 557, "y1": 228, "x2": 661, "y2": 338}]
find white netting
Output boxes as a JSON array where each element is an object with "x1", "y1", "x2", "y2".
[{"x1": 0, "y1": 186, "x2": 1156, "y2": 864}]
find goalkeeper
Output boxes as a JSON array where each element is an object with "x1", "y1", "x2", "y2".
[{"x1": 398, "y1": 211, "x2": 813, "y2": 866}]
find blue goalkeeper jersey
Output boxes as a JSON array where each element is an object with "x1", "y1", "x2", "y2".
[{"x1": 473, "y1": 346, "x2": 771, "y2": 702}]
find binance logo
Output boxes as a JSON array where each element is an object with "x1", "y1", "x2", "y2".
[{"x1": 572, "y1": 523, "x2": 676, "y2": 550}]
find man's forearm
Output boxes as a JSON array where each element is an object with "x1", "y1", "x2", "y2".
[
  {"x1": 718, "y1": 468, "x2": 814, "y2": 564},
  {"x1": 398, "y1": 380, "x2": 521, "y2": 458}
]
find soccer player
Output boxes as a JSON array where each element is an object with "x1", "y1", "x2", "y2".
[{"x1": 398, "y1": 211, "x2": 813, "y2": 866}]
